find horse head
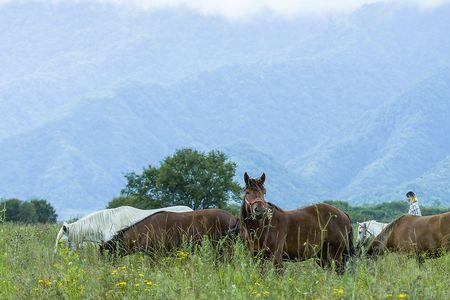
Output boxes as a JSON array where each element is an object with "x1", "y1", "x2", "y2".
[
  {"x1": 53, "y1": 222, "x2": 70, "y2": 254},
  {"x1": 243, "y1": 172, "x2": 270, "y2": 220},
  {"x1": 357, "y1": 222, "x2": 368, "y2": 242}
]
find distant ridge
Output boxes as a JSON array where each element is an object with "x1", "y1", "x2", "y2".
[{"x1": 1, "y1": 2, "x2": 450, "y2": 218}]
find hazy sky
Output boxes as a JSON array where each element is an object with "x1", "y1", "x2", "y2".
[{"x1": 0, "y1": 0, "x2": 449, "y2": 19}]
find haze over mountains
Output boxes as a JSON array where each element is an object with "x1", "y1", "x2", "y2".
[{"x1": 1, "y1": 1, "x2": 450, "y2": 218}]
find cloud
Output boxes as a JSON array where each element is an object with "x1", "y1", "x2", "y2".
[{"x1": 1, "y1": 0, "x2": 449, "y2": 19}]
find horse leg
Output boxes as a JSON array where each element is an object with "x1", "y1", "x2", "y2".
[
  {"x1": 335, "y1": 257, "x2": 345, "y2": 275},
  {"x1": 341, "y1": 242, "x2": 355, "y2": 274},
  {"x1": 99, "y1": 241, "x2": 104, "y2": 255},
  {"x1": 414, "y1": 251, "x2": 425, "y2": 267},
  {"x1": 67, "y1": 240, "x2": 77, "y2": 251},
  {"x1": 272, "y1": 254, "x2": 284, "y2": 275},
  {"x1": 269, "y1": 238, "x2": 285, "y2": 274},
  {"x1": 328, "y1": 243, "x2": 346, "y2": 275},
  {"x1": 316, "y1": 243, "x2": 331, "y2": 270}
]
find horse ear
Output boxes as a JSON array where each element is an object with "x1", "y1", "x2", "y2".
[
  {"x1": 244, "y1": 172, "x2": 250, "y2": 186},
  {"x1": 258, "y1": 173, "x2": 266, "y2": 185}
]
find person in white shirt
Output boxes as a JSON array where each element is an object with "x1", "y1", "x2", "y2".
[{"x1": 406, "y1": 191, "x2": 422, "y2": 216}]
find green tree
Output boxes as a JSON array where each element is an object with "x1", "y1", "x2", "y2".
[
  {"x1": 325, "y1": 200, "x2": 448, "y2": 223},
  {"x1": 324, "y1": 200, "x2": 350, "y2": 212},
  {"x1": 118, "y1": 148, "x2": 241, "y2": 210},
  {"x1": 120, "y1": 166, "x2": 163, "y2": 209},
  {"x1": 18, "y1": 202, "x2": 37, "y2": 223},
  {"x1": 2, "y1": 199, "x2": 37, "y2": 223},
  {"x1": 30, "y1": 199, "x2": 57, "y2": 223},
  {"x1": 3, "y1": 199, "x2": 22, "y2": 222},
  {"x1": 107, "y1": 195, "x2": 149, "y2": 209},
  {"x1": 157, "y1": 149, "x2": 240, "y2": 209},
  {"x1": 1, "y1": 198, "x2": 57, "y2": 223}
]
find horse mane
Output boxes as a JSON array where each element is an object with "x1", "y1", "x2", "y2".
[
  {"x1": 268, "y1": 202, "x2": 284, "y2": 212},
  {"x1": 113, "y1": 209, "x2": 168, "y2": 238},
  {"x1": 67, "y1": 206, "x2": 149, "y2": 242},
  {"x1": 245, "y1": 179, "x2": 266, "y2": 194},
  {"x1": 371, "y1": 215, "x2": 407, "y2": 246}
]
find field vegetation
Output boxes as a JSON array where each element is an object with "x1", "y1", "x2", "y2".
[
  {"x1": 1, "y1": 149, "x2": 449, "y2": 299},
  {"x1": 1, "y1": 222, "x2": 449, "y2": 300}
]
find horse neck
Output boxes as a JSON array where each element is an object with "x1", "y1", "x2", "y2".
[
  {"x1": 371, "y1": 219, "x2": 398, "y2": 248},
  {"x1": 69, "y1": 210, "x2": 114, "y2": 241}
]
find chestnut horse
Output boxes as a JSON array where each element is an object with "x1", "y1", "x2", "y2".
[
  {"x1": 366, "y1": 212, "x2": 450, "y2": 261},
  {"x1": 102, "y1": 209, "x2": 238, "y2": 257},
  {"x1": 240, "y1": 172, "x2": 354, "y2": 274}
]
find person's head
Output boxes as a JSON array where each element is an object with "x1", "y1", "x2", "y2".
[{"x1": 406, "y1": 191, "x2": 417, "y2": 203}]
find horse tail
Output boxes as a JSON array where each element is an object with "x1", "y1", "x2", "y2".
[
  {"x1": 54, "y1": 226, "x2": 65, "y2": 254},
  {"x1": 344, "y1": 213, "x2": 355, "y2": 273},
  {"x1": 347, "y1": 221, "x2": 355, "y2": 259}
]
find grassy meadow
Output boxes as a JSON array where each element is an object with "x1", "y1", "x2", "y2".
[{"x1": 1, "y1": 223, "x2": 449, "y2": 300}]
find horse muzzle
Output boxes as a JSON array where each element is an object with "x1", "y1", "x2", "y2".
[{"x1": 252, "y1": 205, "x2": 266, "y2": 220}]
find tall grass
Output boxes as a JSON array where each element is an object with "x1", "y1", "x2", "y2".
[{"x1": 0, "y1": 223, "x2": 449, "y2": 299}]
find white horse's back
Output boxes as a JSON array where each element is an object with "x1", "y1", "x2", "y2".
[
  {"x1": 357, "y1": 220, "x2": 388, "y2": 244},
  {"x1": 54, "y1": 205, "x2": 193, "y2": 252}
]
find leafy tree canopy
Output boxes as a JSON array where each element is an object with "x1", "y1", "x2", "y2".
[
  {"x1": 324, "y1": 200, "x2": 448, "y2": 223},
  {"x1": 30, "y1": 199, "x2": 57, "y2": 223},
  {"x1": 109, "y1": 148, "x2": 241, "y2": 210},
  {"x1": 0, "y1": 198, "x2": 57, "y2": 223}
]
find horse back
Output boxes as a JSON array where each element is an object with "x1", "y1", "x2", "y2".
[
  {"x1": 140, "y1": 208, "x2": 236, "y2": 241},
  {"x1": 274, "y1": 203, "x2": 352, "y2": 258},
  {"x1": 285, "y1": 203, "x2": 351, "y2": 232},
  {"x1": 389, "y1": 213, "x2": 450, "y2": 252}
]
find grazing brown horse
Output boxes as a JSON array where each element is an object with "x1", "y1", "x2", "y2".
[
  {"x1": 366, "y1": 212, "x2": 450, "y2": 261},
  {"x1": 239, "y1": 172, "x2": 354, "y2": 274},
  {"x1": 102, "y1": 209, "x2": 238, "y2": 257}
]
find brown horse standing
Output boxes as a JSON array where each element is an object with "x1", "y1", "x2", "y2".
[
  {"x1": 366, "y1": 212, "x2": 450, "y2": 261},
  {"x1": 240, "y1": 173, "x2": 354, "y2": 274},
  {"x1": 103, "y1": 209, "x2": 238, "y2": 257}
]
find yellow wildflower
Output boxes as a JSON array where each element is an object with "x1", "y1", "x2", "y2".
[
  {"x1": 397, "y1": 293, "x2": 408, "y2": 299},
  {"x1": 38, "y1": 279, "x2": 52, "y2": 286},
  {"x1": 176, "y1": 250, "x2": 189, "y2": 260},
  {"x1": 161, "y1": 257, "x2": 173, "y2": 263},
  {"x1": 144, "y1": 279, "x2": 153, "y2": 286},
  {"x1": 115, "y1": 281, "x2": 127, "y2": 288},
  {"x1": 332, "y1": 288, "x2": 345, "y2": 296}
]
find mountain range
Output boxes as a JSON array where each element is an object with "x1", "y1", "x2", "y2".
[{"x1": 1, "y1": 1, "x2": 450, "y2": 218}]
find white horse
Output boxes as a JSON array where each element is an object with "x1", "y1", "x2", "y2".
[
  {"x1": 357, "y1": 220, "x2": 388, "y2": 247},
  {"x1": 54, "y1": 205, "x2": 193, "y2": 253}
]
